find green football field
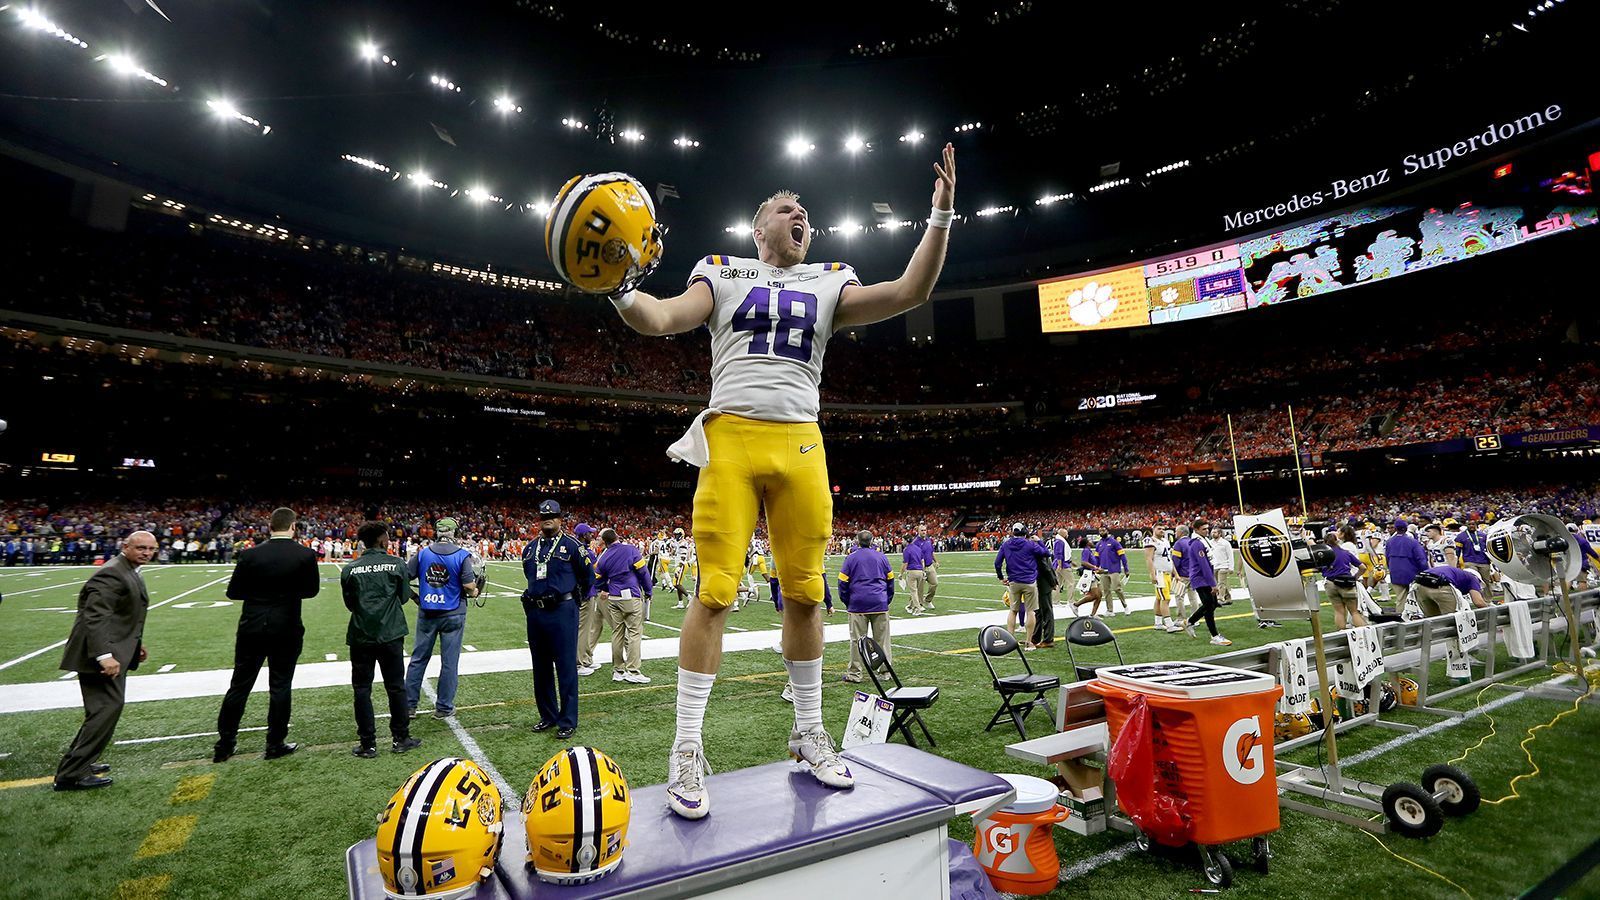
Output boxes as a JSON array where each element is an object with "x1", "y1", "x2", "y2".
[{"x1": 0, "y1": 551, "x2": 1596, "y2": 899}]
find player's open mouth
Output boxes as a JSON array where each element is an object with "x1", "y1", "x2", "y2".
[{"x1": 790, "y1": 224, "x2": 805, "y2": 246}]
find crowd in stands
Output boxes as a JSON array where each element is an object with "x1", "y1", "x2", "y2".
[{"x1": 7, "y1": 482, "x2": 1596, "y2": 565}]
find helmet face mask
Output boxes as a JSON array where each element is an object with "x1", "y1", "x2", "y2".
[{"x1": 377, "y1": 758, "x2": 505, "y2": 900}]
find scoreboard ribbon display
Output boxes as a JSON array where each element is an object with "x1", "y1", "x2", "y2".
[{"x1": 1038, "y1": 266, "x2": 1149, "y2": 332}]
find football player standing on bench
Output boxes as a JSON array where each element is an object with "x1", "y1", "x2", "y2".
[{"x1": 605, "y1": 145, "x2": 956, "y2": 819}]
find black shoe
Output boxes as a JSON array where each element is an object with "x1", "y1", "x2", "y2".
[
  {"x1": 263, "y1": 742, "x2": 298, "y2": 760},
  {"x1": 392, "y1": 737, "x2": 423, "y2": 754},
  {"x1": 352, "y1": 745, "x2": 378, "y2": 759},
  {"x1": 407, "y1": 707, "x2": 419, "y2": 719},
  {"x1": 531, "y1": 720, "x2": 556, "y2": 733},
  {"x1": 556, "y1": 726, "x2": 576, "y2": 740},
  {"x1": 431, "y1": 707, "x2": 454, "y2": 719},
  {"x1": 90, "y1": 763, "x2": 111, "y2": 775},
  {"x1": 54, "y1": 775, "x2": 113, "y2": 791},
  {"x1": 212, "y1": 743, "x2": 235, "y2": 763}
]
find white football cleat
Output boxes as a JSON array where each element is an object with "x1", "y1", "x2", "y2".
[
  {"x1": 1210, "y1": 635, "x2": 1233, "y2": 646},
  {"x1": 577, "y1": 665, "x2": 597, "y2": 677},
  {"x1": 667, "y1": 741, "x2": 712, "y2": 820},
  {"x1": 788, "y1": 726, "x2": 854, "y2": 789},
  {"x1": 1164, "y1": 623, "x2": 1184, "y2": 634},
  {"x1": 623, "y1": 672, "x2": 651, "y2": 684}
]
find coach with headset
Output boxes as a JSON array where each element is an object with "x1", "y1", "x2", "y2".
[
  {"x1": 403, "y1": 517, "x2": 483, "y2": 720},
  {"x1": 521, "y1": 499, "x2": 592, "y2": 739}
]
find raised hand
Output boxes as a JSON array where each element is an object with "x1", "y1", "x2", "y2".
[{"x1": 932, "y1": 143, "x2": 956, "y2": 211}]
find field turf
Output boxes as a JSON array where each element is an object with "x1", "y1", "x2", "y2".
[{"x1": 0, "y1": 551, "x2": 1596, "y2": 899}]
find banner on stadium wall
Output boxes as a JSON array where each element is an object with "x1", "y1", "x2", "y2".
[{"x1": 1234, "y1": 508, "x2": 1319, "y2": 620}]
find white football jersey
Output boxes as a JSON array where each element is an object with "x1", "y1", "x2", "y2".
[
  {"x1": 672, "y1": 538, "x2": 695, "y2": 563},
  {"x1": 1152, "y1": 538, "x2": 1174, "y2": 573},
  {"x1": 688, "y1": 254, "x2": 859, "y2": 422},
  {"x1": 1584, "y1": 522, "x2": 1600, "y2": 544},
  {"x1": 1427, "y1": 538, "x2": 1452, "y2": 567}
]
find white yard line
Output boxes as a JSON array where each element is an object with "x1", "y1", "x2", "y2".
[
  {"x1": 0, "y1": 574, "x2": 231, "y2": 673},
  {"x1": 423, "y1": 681, "x2": 520, "y2": 811}
]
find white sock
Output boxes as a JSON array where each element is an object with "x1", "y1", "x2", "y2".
[
  {"x1": 674, "y1": 667, "x2": 717, "y2": 749},
  {"x1": 785, "y1": 656, "x2": 823, "y2": 733},
  {"x1": 1153, "y1": 614, "x2": 1161, "y2": 626}
]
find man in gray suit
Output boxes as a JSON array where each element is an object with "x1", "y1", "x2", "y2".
[{"x1": 55, "y1": 531, "x2": 157, "y2": 791}]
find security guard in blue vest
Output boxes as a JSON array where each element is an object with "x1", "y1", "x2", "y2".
[{"x1": 521, "y1": 499, "x2": 592, "y2": 739}]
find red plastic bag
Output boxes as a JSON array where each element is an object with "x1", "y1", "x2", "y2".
[{"x1": 1107, "y1": 694, "x2": 1192, "y2": 846}]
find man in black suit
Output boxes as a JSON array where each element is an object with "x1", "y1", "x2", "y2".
[
  {"x1": 214, "y1": 507, "x2": 321, "y2": 762},
  {"x1": 55, "y1": 531, "x2": 158, "y2": 791}
]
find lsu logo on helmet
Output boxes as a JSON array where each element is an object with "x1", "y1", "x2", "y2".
[
  {"x1": 545, "y1": 172, "x2": 664, "y2": 296},
  {"x1": 377, "y1": 757, "x2": 504, "y2": 900},
  {"x1": 1240, "y1": 522, "x2": 1289, "y2": 578},
  {"x1": 524, "y1": 746, "x2": 631, "y2": 885}
]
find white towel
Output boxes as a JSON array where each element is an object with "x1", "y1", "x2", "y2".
[
  {"x1": 1356, "y1": 581, "x2": 1383, "y2": 617},
  {"x1": 1503, "y1": 599, "x2": 1536, "y2": 659},
  {"x1": 667, "y1": 409, "x2": 721, "y2": 468},
  {"x1": 1278, "y1": 639, "x2": 1311, "y2": 714},
  {"x1": 1348, "y1": 625, "x2": 1384, "y2": 689}
]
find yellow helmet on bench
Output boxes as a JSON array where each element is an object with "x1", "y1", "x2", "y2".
[
  {"x1": 377, "y1": 757, "x2": 505, "y2": 899},
  {"x1": 524, "y1": 746, "x2": 631, "y2": 885}
]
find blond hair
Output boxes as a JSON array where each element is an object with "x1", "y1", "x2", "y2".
[{"x1": 752, "y1": 190, "x2": 800, "y2": 235}]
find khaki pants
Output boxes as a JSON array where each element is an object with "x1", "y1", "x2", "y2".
[
  {"x1": 1415, "y1": 583, "x2": 1459, "y2": 618},
  {"x1": 606, "y1": 595, "x2": 644, "y2": 675},
  {"x1": 1325, "y1": 581, "x2": 1360, "y2": 612},
  {"x1": 924, "y1": 564, "x2": 938, "y2": 605},
  {"x1": 903, "y1": 569, "x2": 927, "y2": 614},
  {"x1": 1061, "y1": 569, "x2": 1080, "y2": 606},
  {"x1": 1467, "y1": 563, "x2": 1495, "y2": 592},
  {"x1": 846, "y1": 611, "x2": 891, "y2": 680},
  {"x1": 1097, "y1": 573, "x2": 1124, "y2": 605},
  {"x1": 1010, "y1": 580, "x2": 1039, "y2": 615},
  {"x1": 577, "y1": 597, "x2": 606, "y2": 668}
]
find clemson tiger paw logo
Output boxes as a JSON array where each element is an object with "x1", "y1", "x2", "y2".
[
  {"x1": 1068, "y1": 280, "x2": 1117, "y2": 326},
  {"x1": 1158, "y1": 286, "x2": 1180, "y2": 307}
]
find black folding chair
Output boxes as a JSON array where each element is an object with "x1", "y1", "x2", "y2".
[
  {"x1": 1064, "y1": 615, "x2": 1124, "y2": 682},
  {"x1": 857, "y1": 637, "x2": 939, "y2": 748},
  {"x1": 978, "y1": 625, "x2": 1060, "y2": 739}
]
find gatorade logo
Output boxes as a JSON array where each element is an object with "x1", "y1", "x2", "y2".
[
  {"x1": 1222, "y1": 715, "x2": 1265, "y2": 785},
  {"x1": 986, "y1": 826, "x2": 1015, "y2": 856}
]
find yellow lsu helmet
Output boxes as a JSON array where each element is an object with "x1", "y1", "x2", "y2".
[
  {"x1": 1273, "y1": 711, "x2": 1315, "y2": 742},
  {"x1": 545, "y1": 172, "x2": 664, "y2": 296},
  {"x1": 524, "y1": 746, "x2": 631, "y2": 885},
  {"x1": 1395, "y1": 675, "x2": 1419, "y2": 707},
  {"x1": 377, "y1": 757, "x2": 505, "y2": 900}
]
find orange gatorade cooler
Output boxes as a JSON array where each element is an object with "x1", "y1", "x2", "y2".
[
  {"x1": 1089, "y1": 662, "x2": 1282, "y2": 847},
  {"x1": 973, "y1": 773, "x2": 1070, "y2": 895}
]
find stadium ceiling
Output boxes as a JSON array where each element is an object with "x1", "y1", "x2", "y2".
[{"x1": 0, "y1": 0, "x2": 1595, "y2": 285}]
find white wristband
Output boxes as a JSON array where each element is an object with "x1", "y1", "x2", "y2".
[
  {"x1": 928, "y1": 207, "x2": 954, "y2": 229},
  {"x1": 609, "y1": 289, "x2": 637, "y2": 311}
]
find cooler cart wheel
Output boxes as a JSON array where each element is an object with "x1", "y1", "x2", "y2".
[
  {"x1": 1421, "y1": 764, "x2": 1481, "y2": 816},
  {"x1": 1201, "y1": 846, "x2": 1234, "y2": 888},
  {"x1": 1251, "y1": 836, "x2": 1271, "y2": 874},
  {"x1": 1133, "y1": 829, "x2": 1150, "y2": 852},
  {"x1": 1382, "y1": 782, "x2": 1444, "y2": 838}
]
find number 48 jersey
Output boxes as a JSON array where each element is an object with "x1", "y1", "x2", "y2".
[{"x1": 688, "y1": 254, "x2": 860, "y2": 422}]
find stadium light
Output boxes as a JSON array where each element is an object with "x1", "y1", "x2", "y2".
[
  {"x1": 464, "y1": 186, "x2": 503, "y2": 204},
  {"x1": 786, "y1": 137, "x2": 815, "y2": 158},
  {"x1": 358, "y1": 41, "x2": 379, "y2": 61},
  {"x1": 407, "y1": 171, "x2": 447, "y2": 190},
  {"x1": 673, "y1": 136, "x2": 701, "y2": 148},
  {"x1": 206, "y1": 98, "x2": 269, "y2": 133},
  {"x1": 528, "y1": 199, "x2": 552, "y2": 216},
  {"x1": 844, "y1": 135, "x2": 866, "y2": 153},
  {"x1": 899, "y1": 130, "x2": 925, "y2": 143},
  {"x1": 492, "y1": 95, "x2": 522, "y2": 114},
  {"x1": 1089, "y1": 176, "x2": 1130, "y2": 193},
  {"x1": 620, "y1": 128, "x2": 644, "y2": 142},
  {"x1": 1035, "y1": 192, "x2": 1073, "y2": 205},
  {"x1": 560, "y1": 117, "x2": 585, "y2": 129},
  {"x1": 100, "y1": 53, "x2": 168, "y2": 87},
  {"x1": 1145, "y1": 159, "x2": 1190, "y2": 177},
  {"x1": 341, "y1": 153, "x2": 391, "y2": 173},
  {"x1": 724, "y1": 224, "x2": 752, "y2": 235},
  {"x1": 429, "y1": 75, "x2": 461, "y2": 92},
  {"x1": 953, "y1": 121, "x2": 982, "y2": 132},
  {"x1": 974, "y1": 205, "x2": 1014, "y2": 217},
  {"x1": 379, "y1": 53, "x2": 398, "y2": 66},
  {"x1": 15, "y1": 7, "x2": 88, "y2": 48}
]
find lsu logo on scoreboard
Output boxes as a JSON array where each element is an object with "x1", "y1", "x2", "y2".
[{"x1": 1240, "y1": 522, "x2": 1289, "y2": 578}]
